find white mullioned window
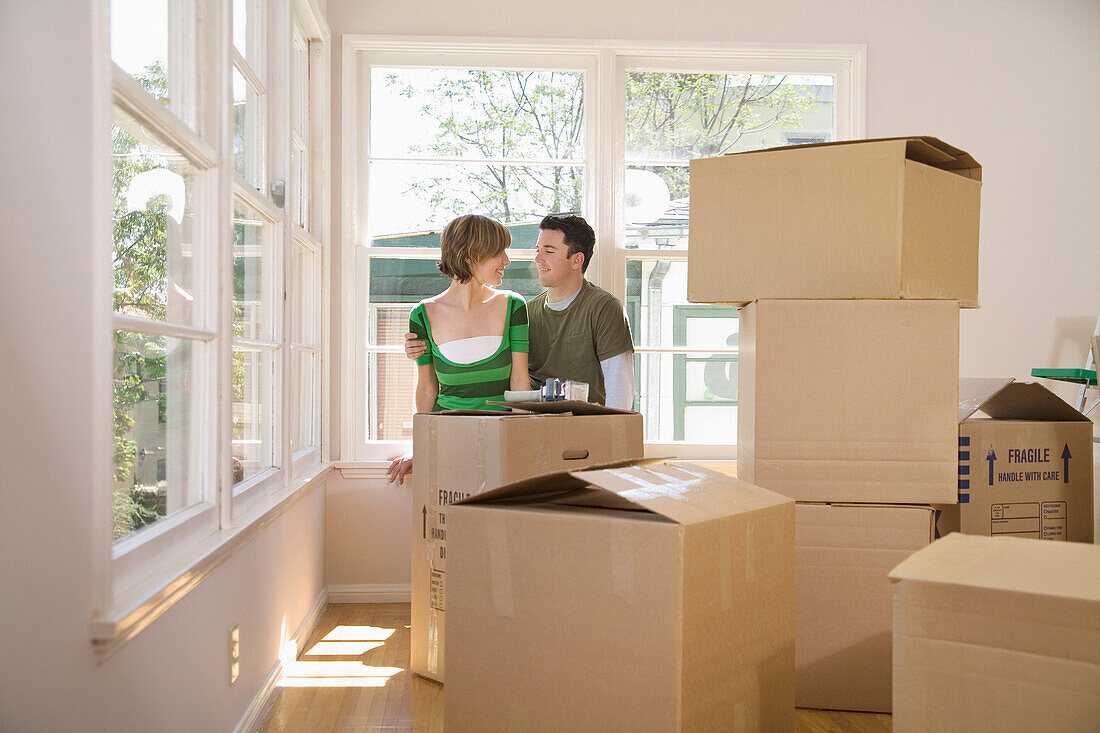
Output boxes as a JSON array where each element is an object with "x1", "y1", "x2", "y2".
[
  {"x1": 288, "y1": 7, "x2": 326, "y2": 469},
  {"x1": 350, "y1": 51, "x2": 596, "y2": 458},
  {"x1": 343, "y1": 39, "x2": 863, "y2": 462},
  {"x1": 97, "y1": 0, "x2": 330, "y2": 649}
]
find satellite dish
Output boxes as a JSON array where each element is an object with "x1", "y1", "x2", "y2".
[{"x1": 624, "y1": 169, "x2": 671, "y2": 225}]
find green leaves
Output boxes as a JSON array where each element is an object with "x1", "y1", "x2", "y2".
[
  {"x1": 625, "y1": 72, "x2": 816, "y2": 161},
  {"x1": 384, "y1": 69, "x2": 585, "y2": 223}
]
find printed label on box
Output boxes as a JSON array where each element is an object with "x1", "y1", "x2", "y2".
[
  {"x1": 991, "y1": 503, "x2": 1040, "y2": 537},
  {"x1": 1041, "y1": 502, "x2": 1067, "y2": 540},
  {"x1": 430, "y1": 570, "x2": 445, "y2": 611}
]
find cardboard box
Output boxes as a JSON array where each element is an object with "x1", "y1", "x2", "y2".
[
  {"x1": 410, "y1": 409, "x2": 644, "y2": 683},
  {"x1": 957, "y1": 378, "x2": 1094, "y2": 542},
  {"x1": 738, "y1": 299, "x2": 959, "y2": 503},
  {"x1": 795, "y1": 502, "x2": 956, "y2": 713},
  {"x1": 889, "y1": 533, "x2": 1100, "y2": 733},
  {"x1": 688, "y1": 137, "x2": 981, "y2": 307},
  {"x1": 446, "y1": 461, "x2": 795, "y2": 732}
]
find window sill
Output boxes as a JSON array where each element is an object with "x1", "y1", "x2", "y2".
[
  {"x1": 90, "y1": 462, "x2": 333, "y2": 662},
  {"x1": 334, "y1": 460, "x2": 394, "y2": 480}
]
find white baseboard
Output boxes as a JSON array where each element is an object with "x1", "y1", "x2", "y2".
[
  {"x1": 234, "y1": 587, "x2": 329, "y2": 733},
  {"x1": 327, "y1": 583, "x2": 411, "y2": 603}
]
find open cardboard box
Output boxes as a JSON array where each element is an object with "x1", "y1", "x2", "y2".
[
  {"x1": 956, "y1": 378, "x2": 1093, "y2": 542},
  {"x1": 688, "y1": 136, "x2": 981, "y2": 307},
  {"x1": 445, "y1": 460, "x2": 795, "y2": 731}
]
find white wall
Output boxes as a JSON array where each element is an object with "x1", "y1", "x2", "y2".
[
  {"x1": 323, "y1": 0, "x2": 1100, "y2": 587},
  {"x1": 0, "y1": 2, "x2": 327, "y2": 731}
]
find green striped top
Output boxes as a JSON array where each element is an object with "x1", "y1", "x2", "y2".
[{"x1": 410, "y1": 291, "x2": 529, "y2": 412}]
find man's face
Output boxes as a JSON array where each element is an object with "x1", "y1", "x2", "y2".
[{"x1": 534, "y1": 228, "x2": 583, "y2": 288}]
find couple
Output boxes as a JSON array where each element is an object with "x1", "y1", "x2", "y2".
[{"x1": 387, "y1": 213, "x2": 635, "y2": 484}]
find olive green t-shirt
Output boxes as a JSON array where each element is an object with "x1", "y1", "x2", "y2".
[{"x1": 528, "y1": 280, "x2": 634, "y2": 405}]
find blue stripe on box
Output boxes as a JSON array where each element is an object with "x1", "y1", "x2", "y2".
[
  {"x1": 959, "y1": 436, "x2": 971, "y2": 446},
  {"x1": 959, "y1": 465, "x2": 970, "y2": 475},
  {"x1": 959, "y1": 493, "x2": 970, "y2": 504},
  {"x1": 959, "y1": 450, "x2": 970, "y2": 461},
  {"x1": 958, "y1": 478, "x2": 970, "y2": 489}
]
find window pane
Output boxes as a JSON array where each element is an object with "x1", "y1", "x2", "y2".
[
  {"x1": 232, "y1": 66, "x2": 265, "y2": 189},
  {"x1": 293, "y1": 348, "x2": 319, "y2": 452},
  {"x1": 367, "y1": 161, "x2": 583, "y2": 239},
  {"x1": 293, "y1": 243, "x2": 320, "y2": 346},
  {"x1": 625, "y1": 260, "x2": 738, "y2": 349},
  {"x1": 233, "y1": 200, "x2": 274, "y2": 340},
  {"x1": 112, "y1": 106, "x2": 199, "y2": 326},
  {"x1": 291, "y1": 31, "x2": 308, "y2": 136},
  {"x1": 292, "y1": 142, "x2": 309, "y2": 230},
  {"x1": 634, "y1": 352, "x2": 737, "y2": 444},
  {"x1": 623, "y1": 165, "x2": 687, "y2": 249},
  {"x1": 110, "y1": 0, "x2": 195, "y2": 126},
  {"x1": 369, "y1": 351, "x2": 417, "y2": 442},
  {"x1": 623, "y1": 73, "x2": 835, "y2": 252},
  {"x1": 232, "y1": 346, "x2": 275, "y2": 483},
  {"x1": 625, "y1": 72, "x2": 834, "y2": 161},
  {"x1": 113, "y1": 330, "x2": 199, "y2": 542},
  {"x1": 366, "y1": 259, "x2": 541, "y2": 313},
  {"x1": 370, "y1": 68, "x2": 585, "y2": 161},
  {"x1": 232, "y1": 0, "x2": 264, "y2": 81}
]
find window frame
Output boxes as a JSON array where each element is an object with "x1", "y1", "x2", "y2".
[
  {"x1": 342, "y1": 37, "x2": 864, "y2": 463},
  {"x1": 93, "y1": 0, "x2": 331, "y2": 654},
  {"x1": 105, "y1": 8, "x2": 223, "y2": 605},
  {"x1": 348, "y1": 48, "x2": 599, "y2": 458}
]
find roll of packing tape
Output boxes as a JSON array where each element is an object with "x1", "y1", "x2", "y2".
[{"x1": 504, "y1": 389, "x2": 541, "y2": 402}]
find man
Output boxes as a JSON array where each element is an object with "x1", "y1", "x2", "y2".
[{"x1": 390, "y1": 214, "x2": 635, "y2": 483}]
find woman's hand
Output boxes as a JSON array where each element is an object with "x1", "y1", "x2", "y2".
[{"x1": 387, "y1": 451, "x2": 413, "y2": 485}]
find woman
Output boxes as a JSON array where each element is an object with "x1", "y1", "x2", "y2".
[{"x1": 387, "y1": 214, "x2": 530, "y2": 484}]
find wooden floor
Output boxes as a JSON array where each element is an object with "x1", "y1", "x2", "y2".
[{"x1": 260, "y1": 603, "x2": 891, "y2": 732}]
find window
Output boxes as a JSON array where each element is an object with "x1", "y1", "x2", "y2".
[
  {"x1": 346, "y1": 40, "x2": 861, "y2": 460},
  {"x1": 102, "y1": 0, "x2": 329, "y2": 630},
  {"x1": 110, "y1": 0, "x2": 217, "y2": 563},
  {"x1": 621, "y1": 64, "x2": 841, "y2": 445},
  {"x1": 231, "y1": 195, "x2": 279, "y2": 486},
  {"x1": 357, "y1": 56, "x2": 595, "y2": 445},
  {"x1": 289, "y1": 13, "x2": 324, "y2": 464}
]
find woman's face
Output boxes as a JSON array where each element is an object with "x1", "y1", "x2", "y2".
[{"x1": 469, "y1": 248, "x2": 510, "y2": 286}]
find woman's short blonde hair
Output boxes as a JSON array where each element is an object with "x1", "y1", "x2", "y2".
[{"x1": 437, "y1": 214, "x2": 511, "y2": 283}]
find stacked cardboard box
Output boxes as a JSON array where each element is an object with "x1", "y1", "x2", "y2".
[
  {"x1": 794, "y1": 502, "x2": 957, "y2": 712},
  {"x1": 689, "y1": 137, "x2": 982, "y2": 712},
  {"x1": 410, "y1": 406, "x2": 643, "y2": 683}
]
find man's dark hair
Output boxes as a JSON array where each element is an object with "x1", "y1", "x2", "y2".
[{"x1": 539, "y1": 214, "x2": 595, "y2": 273}]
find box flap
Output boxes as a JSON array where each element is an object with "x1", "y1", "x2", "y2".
[
  {"x1": 487, "y1": 400, "x2": 637, "y2": 416},
  {"x1": 888, "y1": 533, "x2": 1100, "y2": 603},
  {"x1": 726, "y1": 136, "x2": 981, "y2": 181},
  {"x1": 960, "y1": 378, "x2": 1089, "y2": 422},
  {"x1": 430, "y1": 408, "x2": 541, "y2": 417},
  {"x1": 959, "y1": 377, "x2": 1015, "y2": 421},
  {"x1": 454, "y1": 457, "x2": 663, "y2": 507},
  {"x1": 457, "y1": 460, "x2": 789, "y2": 525}
]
